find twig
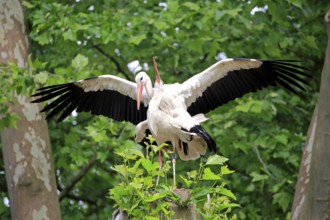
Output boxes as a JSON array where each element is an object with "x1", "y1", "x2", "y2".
[
  {"x1": 97, "y1": 162, "x2": 117, "y2": 175},
  {"x1": 92, "y1": 45, "x2": 131, "y2": 80},
  {"x1": 65, "y1": 192, "x2": 98, "y2": 206},
  {"x1": 253, "y1": 145, "x2": 277, "y2": 180},
  {"x1": 59, "y1": 154, "x2": 98, "y2": 201}
]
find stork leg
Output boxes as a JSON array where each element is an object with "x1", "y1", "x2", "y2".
[
  {"x1": 156, "y1": 150, "x2": 162, "y2": 186},
  {"x1": 155, "y1": 143, "x2": 177, "y2": 187},
  {"x1": 172, "y1": 141, "x2": 184, "y2": 187},
  {"x1": 172, "y1": 144, "x2": 177, "y2": 188}
]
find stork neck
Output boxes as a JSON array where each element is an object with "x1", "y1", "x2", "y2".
[{"x1": 145, "y1": 80, "x2": 154, "y2": 97}]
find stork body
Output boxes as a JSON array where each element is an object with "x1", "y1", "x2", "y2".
[
  {"x1": 146, "y1": 83, "x2": 216, "y2": 158},
  {"x1": 135, "y1": 113, "x2": 209, "y2": 159}
]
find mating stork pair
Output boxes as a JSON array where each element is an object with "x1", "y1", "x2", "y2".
[{"x1": 32, "y1": 57, "x2": 309, "y2": 186}]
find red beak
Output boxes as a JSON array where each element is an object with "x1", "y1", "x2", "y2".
[
  {"x1": 153, "y1": 57, "x2": 161, "y2": 85},
  {"x1": 137, "y1": 83, "x2": 143, "y2": 110}
]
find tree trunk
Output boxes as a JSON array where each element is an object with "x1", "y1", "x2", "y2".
[
  {"x1": 291, "y1": 10, "x2": 330, "y2": 220},
  {"x1": 0, "y1": 0, "x2": 61, "y2": 219}
]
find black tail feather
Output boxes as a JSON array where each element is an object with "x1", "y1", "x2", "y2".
[
  {"x1": 182, "y1": 141, "x2": 189, "y2": 155},
  {"x1": 189, "y1": 125, "x2": 217, "y2": 153}
]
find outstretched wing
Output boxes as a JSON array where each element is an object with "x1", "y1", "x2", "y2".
[
  {"x1": 32, "y1": 75, "x2": 150, "y2": 124},
  {"x1": 178, "y1": 58, "x2": 309, "y2": 115}
]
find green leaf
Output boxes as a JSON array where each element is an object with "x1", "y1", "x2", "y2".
[
  {"x1": 234, "y1": 126, "x2": 247, "y2": 138},
  {"x1": 112, "y1": 164, "x2": 127, "y2": 178},
  {"x1": 274, "y1": 134, "x2": 288, "y2": 145},
  {"x1": 202, "y1": 168, "x2": 221, "y2": 180},
  {"x1": 287, "y1": 0, "x2": 303, "y2": 8},
  {"x1": 189, "y1": 39, "x2": 203, "y2": 53},
  {"x1": 191, "y1": 188, "x2": 210, "y2": 200},
  {"x1": 86, "y1": 127, "x2": 107, "y2": 142},
  {"x1": 60, "y1": 146, "x2": 70, "y2": 154},
  {"x1": 236, "y1": 100, "x2": 253, "y2": 112},
  {"x1": 180, "y1": 175, "x2": 193, "y2": 188},
  {"x1": 128, "y1": 34, "x2": 146, "y2": 45},
  {"x1": 198, "y1": 211, "x2": 216, "y2": 220},
  {"x1": 128, "y1": 158, "x2": 143, "y2": 174},
  {"x1": 0, "y1": 113, "x2": 19, "y2": 131},
  {"x1": 141, "y1": 158, "x2": 153, "y2": 172},
  {"x1": 224, "y1": 8, "x2": 242, "y2": 16},
  {"x1": 279, "y1": 37, "x2": 294, "y2": 48},
  {"x1": 187, "y1": 170, "x2": 197, "y2": 179},
  {"x1": 155, "y1": 202, "x2": 171, "y2": 215},
  {"x1": 22, "y1": 1, "x2": 34, "y2": 8},
  {"x1": 167, "y1": 0, "x2": 179, "y2": 12},
  {"x1": 305, "y1": 36, "x2": 318, "y2": 49},
  {"x1": 250, "y1": 101, "x2": 262, "y2": 113},
  {"x1": 221, "y1": 166, "x2": 234, "y2": 175},
  {"x1": 64, "y1": 133, "x2": 80, "y2": 145},
  {"x1": 144, "y1": 191, "x2": 167, "y2": 202},
  {"x1": 183, "y1": 2, "x2": 200, "y2": 11},
  {"x1": 130, "y1": 209, "x2": 144, "y2": 217},
  {"x1": 273, "y1": 191, "x2": 291, "y2": 211},
  {"x1": 146, "y1": 217, "x2": 159, "y2": 220},
  {"x1": 34, "y1": 71, "x2": 49, "y2": 84},
  {"x1": 215, "y1": 203, "x2": 241, "y2": 211},
  {"x1": 34, "y1": 33, "x2": 51, "y2": 45},
  {"x1": 128, "y1": 149, "x2": 145, "y2": 159},
  {"x1": 206, "y1": 155, "x2": 228, "y2": 165},
  {"x1": 153, "y1": 20, "x2": 169, "y2": 31},
  {"x1": 63, "y1": 29, "x2": 77, "y2": 41},
  {"x1": 96, "y1": 151, "x2": 108, "y2": 162},
  {"x1": 141, "y1": 176, "x2": 153, "y2": 187},
  {"x1": 218, "y1": 187, "x2": 237, "y2": 200},
  {"x1": 130, "y1": 182, "x2": 143, "y2": 189},
  {"x1": 71, "y1": 54, "x2": 88, "y2": 69},
  {"x1": 250, "y1": 172, "x2": 269, "y2": 182}
]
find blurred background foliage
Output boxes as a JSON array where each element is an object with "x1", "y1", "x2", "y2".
[{"x1": 0, "y1": 0, "x2": 328, "y2": 219}]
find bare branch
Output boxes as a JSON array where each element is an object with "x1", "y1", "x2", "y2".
[
  {"x1": 59, "y1": 154, "x2": 98, "y2": 201},
  {"x1": 65, "y1": 193, "x2": 98, "y2": 206},
  {"x1": 93, "y1": 45, "x2": 131, "y2": 80},
  {"x1": 253, "y1": 146, "x2": 277, "y2": 180}
]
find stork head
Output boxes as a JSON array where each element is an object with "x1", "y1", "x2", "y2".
[{"x1": 135, "y1": 71, "x2": 150, "y2": 110}]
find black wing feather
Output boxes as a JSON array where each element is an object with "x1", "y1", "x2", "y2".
[
  {"x1": 32, "y1": 82, "x2": 148, "y2": 125},
  {"x1": 187, "y1": 60, "x2": 309, "y2": 115}
]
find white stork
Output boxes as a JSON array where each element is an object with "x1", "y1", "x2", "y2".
[{"x1": 32, "y1": 57, "x2": 309, "y2": 185}]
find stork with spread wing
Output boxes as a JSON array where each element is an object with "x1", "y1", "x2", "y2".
[{"x1": 32, "y1": 57, "x2": 309, "y2": 186}]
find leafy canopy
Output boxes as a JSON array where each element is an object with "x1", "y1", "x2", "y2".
[{"x1": 0, "y1": 0, "x2": 327, "y2": 219}]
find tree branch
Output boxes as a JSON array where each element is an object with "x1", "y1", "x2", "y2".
[
  {"x1": 92, "y1": 45, "x2": 131, "y2": 80},
  {"x1": 65, "y1": 192, "x2": 98, "y2": 206},
  {"x1": 96, "y1": 162, "x2": 117, "y2": 176},
  {"x1": 59, "y1": 154, "x2": 98, "y2": 201},
  {"x1": 253, "y1": 146, "x2": 277, "y2": 180}
]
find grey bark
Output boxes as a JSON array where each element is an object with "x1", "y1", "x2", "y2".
[
  {"x1": 291, "y1": 10, "x2": 330, "y2": 220},
  {"x1": 0, "y1": 0, "x2": 61, "y2": 219}
]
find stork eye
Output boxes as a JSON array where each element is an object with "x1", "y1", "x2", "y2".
[{"x1": 140, "y1": 76, "x2": 143, "y2": 81}]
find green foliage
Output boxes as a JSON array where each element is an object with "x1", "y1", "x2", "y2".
[
  {"x1": 180, "y1": 155, "x2": 239, "y2": 219},
  {"x1": 109, "y1": 146, "x2": 173, "y2": 219},
  {"x1": 0, "y1": 58, "x2": 40, "y2": 132},
  {"x1": 207, "y1": 90, "x2": 315, "y2": 219},
  {"x1": 110, "y1": 145, "x2": 238, "y2": 219},
  {"x1": 1, "y1": 0, "x2": 327, "y2": 219},
  {"x1": 0, "y1": 193, "x2": 9, "y2": 219}
]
